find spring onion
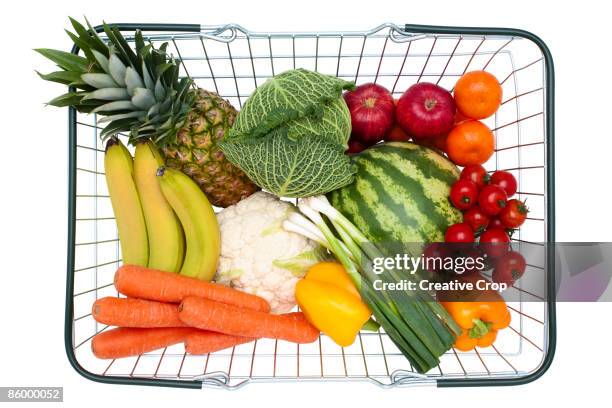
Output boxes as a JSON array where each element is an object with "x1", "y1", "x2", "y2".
[{"x1": 283, "y1": 195, "x2": 461, "y2": 373}]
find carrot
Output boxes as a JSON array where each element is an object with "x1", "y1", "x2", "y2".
[
  {"x1": 91, "y1": 327, "x2": 196, "y2": 359},
  {"x1": 92, "y1": 297, "x2": 187, "y2": 328},
  {"x1": 178, "y1": 296, "x2": 320, "y2": 344},
  {"x1": 184, "y1": 331, "x2": 255, "y2": 354},
  {"x1": 114, "y1": 265, "x2": 270, "y2": 313}
]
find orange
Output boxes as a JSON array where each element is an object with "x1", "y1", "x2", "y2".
[
  {"x1": 446, "y1": 120, "x2": 494, "y2": 166},
  {"x1": 454, "y1": 70, "x2": 502, "y2": 119}
]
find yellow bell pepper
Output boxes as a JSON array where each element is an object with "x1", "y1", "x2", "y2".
[{"x1": 295, "y1": 262, "x2": 371, "y2": 347}]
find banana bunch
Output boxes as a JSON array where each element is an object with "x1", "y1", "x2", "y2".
[{"x1": 104, "y1": 137, "x2": 220, "y2": 280}]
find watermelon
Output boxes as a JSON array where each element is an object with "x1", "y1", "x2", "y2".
[{"x1": 328, "y1": 142, "x2": 461, "y2": 245}]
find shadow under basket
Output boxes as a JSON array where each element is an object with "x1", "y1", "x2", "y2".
[{"x1": 66, "y1": 22, "x2": 555, "y2": 389}]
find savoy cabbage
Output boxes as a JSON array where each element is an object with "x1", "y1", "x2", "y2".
[{"x1": 219, "y1": 69, "x2": 356, "y2": 197}]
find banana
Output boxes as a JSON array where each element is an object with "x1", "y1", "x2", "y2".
[
  {"x1": 134, "y1": 141, "x2": 185, "y2": 272},
  {"x1": 157, "y1": 167, "x2": 220, "y2": 281},
  {"x1": 104, "y1": 137, "x2": 149, "y2": 266}
]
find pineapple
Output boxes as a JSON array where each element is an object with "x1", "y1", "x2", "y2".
[
  {"x1": 36, "y1": 18, "x2": 258, "y2": 207},
  {"x1": 162, "y1": 89, "x2": 258, "y2": 207}
]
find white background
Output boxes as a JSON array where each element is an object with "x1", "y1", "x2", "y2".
[{"x1": 1, "y1": 0, "x2": 611, "y2": 406}]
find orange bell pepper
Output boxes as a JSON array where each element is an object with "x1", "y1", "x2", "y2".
[{"x1": 440, "y1": 275, "x2": 511, "y2": 352}]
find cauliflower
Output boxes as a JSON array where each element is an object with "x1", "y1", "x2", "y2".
[{"x1": 215, "y1": 192, "x2": 325, "y2": 313}]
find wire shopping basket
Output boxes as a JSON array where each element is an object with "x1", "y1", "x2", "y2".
[{"x1": 65, "y1": 22, "x2": 555, "y2": 389}]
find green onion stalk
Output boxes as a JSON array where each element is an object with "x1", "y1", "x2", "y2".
[{"x1": 283, "y1": 195, "x2": 461, "y2": 373}]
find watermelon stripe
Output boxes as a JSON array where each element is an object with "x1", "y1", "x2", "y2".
[
  {"x1": 337, "y1": 183, "x2": 375, "y2": 240},
  {"x1": 377, "y1": 144, "x2": 458, "y2": 184},
  {"x1": 355, "y1": 159, "x2": 424, "y2": 242},
  {"x1": 329, "y1": 142, "x2": 461, "y2": 246},
  {"x1": 360, "y1": 153, "x2": 453, "y2": 234},
  {"x1": 346, "y1": 177, "x2": 389, "y2": 243}
]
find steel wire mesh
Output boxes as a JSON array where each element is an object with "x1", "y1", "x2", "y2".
[{"x1": 68, "y1": 23, "x2": 551, "y2": 389}]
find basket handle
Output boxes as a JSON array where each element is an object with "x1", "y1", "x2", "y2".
[{"x1": 92, "y1": 23, "x2": 201, "y2": 33}]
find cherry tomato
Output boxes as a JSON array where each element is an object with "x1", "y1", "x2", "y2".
[
  {"x1": 450, "y1": 179, "x2": 478, "y2": 210},
  {"x1": 487, "y1": 217, "x2": 516, "y2": 237},
  {"x1": 478, "y1": 185, "x2": 508, "y2": 216},
  {"x1": 460, "y1": 246, "x2": 486, "y2": 275},
  {"x1": 499, "y1": 199, "x2": 529, "y2": 228},
  {"x1": 460, "y1": 164, "x2": 489, "y2": 188},
  {"x1": 463, "y1": 206, "x2": 490, "y2": 233},
  {"x1": 479, "y1": 228, "x2": 510, "y2": 258},
  {"x1": 487, "y1": 217, "x2": 505, "y2": 230},
  {"x1": 445, "y1": 223, "x2": 475, "y2": 243},
  {"x1": 490, "y1": 170, "x2": 518, "y2": 197},
  {"x1": 422, "y1": 242, "x2": 451, "y2": 274},
  {"x1": 493, "y1": 251, "x2": 526, "y2": 285}
]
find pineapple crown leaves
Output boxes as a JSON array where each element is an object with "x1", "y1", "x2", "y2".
[{"x1": 35, "y1": 17, "x2": 194, "y2": 145}]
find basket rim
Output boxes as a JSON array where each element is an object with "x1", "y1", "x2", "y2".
[{"x1": 64, "y1": 22, "x2": 556, "y2": 390}]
